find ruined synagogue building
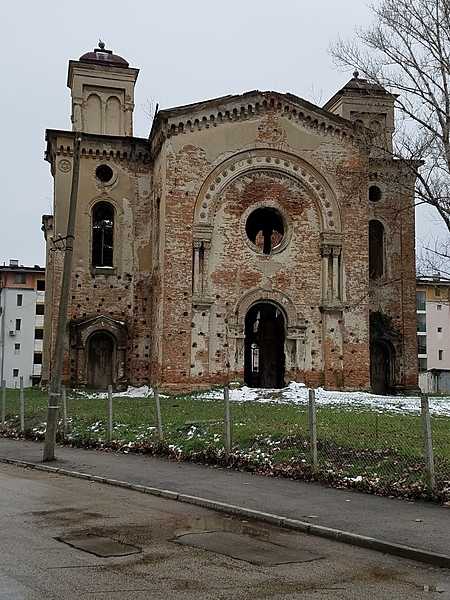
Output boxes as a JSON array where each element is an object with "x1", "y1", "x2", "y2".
[{"x1": 41, "y1": 44, "x2": 418, "y2": 394}]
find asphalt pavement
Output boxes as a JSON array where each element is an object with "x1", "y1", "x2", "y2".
[
  {"x1": 1, "y1": 461, "x2": 450, "y2": 599},
  {"x1": 0, "y1": 438, "x2": 449, "y2": 561}
]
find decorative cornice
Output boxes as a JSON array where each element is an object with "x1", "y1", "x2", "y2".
[
  {"x1": 150, "y1": 91, "x2": 363, "y2": 156},
  {"x1": 320, "y1": 232, "x2": 342, "y2": 256},
  {"x1": 320, "y1": 302, "x2": 344, "y2": 313},
  {"x1": 45, "y1": 129, "x2": 151, "y2": 174}
]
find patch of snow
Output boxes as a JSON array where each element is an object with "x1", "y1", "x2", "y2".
[
  {"x1": 77, "y1": 385, "x2": 154, "y2": 399},
  {"x1": 199, "y1": 381, "x2": 450, "y2": 416}
]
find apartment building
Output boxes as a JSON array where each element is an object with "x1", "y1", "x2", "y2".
[
  {"x1": 0, "y1": 261, "x2": 45, "y2": 388},
  {"x1": 417, "y1": 276, "x2": 450, "y2": 394}
]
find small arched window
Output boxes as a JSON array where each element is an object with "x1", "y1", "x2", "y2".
[
  {"x1": 369, "y1": 220, "x2": 385, "y2": 279},
  {"x1": 92, "y1": 202, "x2": 114, "y2": 267}
]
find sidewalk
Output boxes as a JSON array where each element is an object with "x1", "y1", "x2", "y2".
[{"x1": 1, "y1": 437, "x2": 449, "y2": 563}]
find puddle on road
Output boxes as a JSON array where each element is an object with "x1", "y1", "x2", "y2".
[
  {"x1": 57, "y1": 534, "x2": 141, "y2": 558},
  {"x1": 51, "y1": 509, "x2": 325, "y2": 565},
  {"x1": 174, "y1": 530, "x2": 322, "y2": 566},
  {"x1": 69, "y1": 513, "x2": 284, "y2": 548}
]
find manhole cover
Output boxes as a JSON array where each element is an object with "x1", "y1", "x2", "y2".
[
  {"x1": 173, "y1": 531, "x2": 323, "y2": 566},
  {"x1": 57, "y1": 534, "x2": 141, "y2": 557}
]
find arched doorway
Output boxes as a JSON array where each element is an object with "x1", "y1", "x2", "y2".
[
  {"x1": 87, "y1": 332, "x2": 115, "y2": 389},
  {"x1": 244, "y1": 302, "x2": 285, "y2": 388},
  {"x1": 370, "y1": 342, "x2": 393, "y2": 395}
]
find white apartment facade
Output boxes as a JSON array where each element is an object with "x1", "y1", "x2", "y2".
[
  {"x1": 417, "y1": 276, "x2": 450, "y2": 394},
  {"x1": 0, "y1": 261, "x2": 45, "y2": 388}
]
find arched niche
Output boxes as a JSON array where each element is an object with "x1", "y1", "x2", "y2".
[
  {"x1": 69, "y1": 315, "x2": 128, "y2": 389},
  {"x1": 193, "y1": 149, "x2": 341, "y2": 234},
  {"x1": 228, "y1": 287, "x2": 307, "y2": 377},
  {"x1": 86, "y1": 93, "x2": 102, "y2": 134},
  {"x1": 105, "y1": 96, "x2": 122, "y2": 135},
  {"x1": 234, "y1": 287, "x2": 300, "y2": 332}
]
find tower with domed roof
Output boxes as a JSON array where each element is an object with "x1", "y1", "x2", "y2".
[{"x1": 67, "y1": 41, "x2": 139, "y2": 136}]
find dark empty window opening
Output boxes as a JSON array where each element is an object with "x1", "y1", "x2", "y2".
[
  {"x1": 15, "y1": 319, "x2": 21, "y2": 331},
  {"x1": 16, "y1": 294, "x2": 23, "y2": 307},
  {"x1": 35, "y1": 328, "x2": 44, "y2": 340},
  {"x1": 246, "y1": 207, "x2": 284, "y2": 255},
  {"x1": 369, "y1": 185, "x2": 382, "y2": 202},
  {"x1": 36, "y1": 304, "x2": 45, "y2": 315},
  {"x1": 96, "y1": 164, "x2": 114, "y2": 183},
  {"x1": 33, "y1": 352, "x2": 42, "y2": 365},
  {"x1": 369, "y1": 220, "x2": 385, "y2": 279},
  {"x1": 13, "y1": 369, "x2": 19, "y2": 378},
  {"x1": 92, "y1": 202, "x2": 114, "y2": 267},
  {"x1": 36, "y1": 279, "x2": 45, "y2": 291}
]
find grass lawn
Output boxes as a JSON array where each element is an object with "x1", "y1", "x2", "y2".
[{"x1": 1, "y1": 387, "x2": 450, "y2": 500}]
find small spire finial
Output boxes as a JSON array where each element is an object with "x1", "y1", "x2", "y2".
[
  {"x1": 98, "y1": 39, "x2": 105, "y2": 50},
  {"x1": 353, "y1": 69, "x2": 360, "y2": 79}
]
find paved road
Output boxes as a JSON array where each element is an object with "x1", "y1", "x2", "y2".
[
  {"x1": 0, "y1": 438, "x2": 449, "y2": 557},
  {"x1": 1, "y1": 462, "x2": 450, "y2": 599}
]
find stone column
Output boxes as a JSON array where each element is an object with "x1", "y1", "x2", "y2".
[
  {"x1": 193, "y1": 241, "x2": 201, "y2": 294},
  {"x1": 332, "y1": 247, "x2": 341, "y2": 301},
  {"x1": 72, "y1": 99, "x2": 83, "y2": 131},
  {"x1": 321, "y1": 246, "x2": 331, "y2": 303},
  {"x1": 201, "y1": 241, "x2": 211, "y2": 296},
  {"x1": 124, "y1": 102, "x2": 134, "y2": 136}
]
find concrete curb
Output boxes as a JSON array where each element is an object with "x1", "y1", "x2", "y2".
[{"x1": 2, "y1": 455, "x2": 450, "y2": 569}]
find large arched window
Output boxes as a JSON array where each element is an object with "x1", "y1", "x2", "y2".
[
  {"x1": 92, "y1": 202, "x2": 114, "y2": 267},
  {"x1": 369, "y1": 220, "x2": 385, "y2": 279}
]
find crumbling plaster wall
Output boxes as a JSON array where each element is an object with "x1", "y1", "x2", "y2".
[
  {"x1": 156, "y1": 104, "x2": 371, "y2": 391},
  {"x1": 368, "y1": 159, "x2": 418, "y2": 390},
  {"x1": 44, "y1": 133, "x2": 151, "y2": 387}
]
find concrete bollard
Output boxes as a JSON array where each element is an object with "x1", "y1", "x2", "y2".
[
  {"x1": 19, "y1": 376, "x2": 24, "y2": 433},
  {"x1": 107, "y1": 385, "x2": 113, "y2": 442},
  {"x1": 421, "y1": 393, "x2": 436, "y2": 494},
  {"x1": 224, "y1": 385, "x2": 232, "y2": 456},
  {"x1": 154, "y1": 387, "x2": 163, "y2": 441},
  {"x1": 61, "y1": 385, "x2": 68, "y2": 437},
  {"x1": 1, "y1": 380, "x2": 5, "y2": 426},
  {"x1": 308, "y1": 388, "x2": 318, "y2": 470}
]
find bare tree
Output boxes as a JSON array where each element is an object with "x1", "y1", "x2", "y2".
[
  {"x1": 418, "y1": 238, "x2": 450, "y2": 277},
  {"x1": 331, "y1": 0, "x2": 450, "y2": 240}
]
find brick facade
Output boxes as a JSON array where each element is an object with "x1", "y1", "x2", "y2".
[{"x1": 42, "y1": 47, "x2": 418, "y2": 393}]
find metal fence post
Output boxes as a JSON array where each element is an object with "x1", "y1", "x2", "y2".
[
  {"x1": 19, "y1": 376, "x2": 24, "y2": 433},
  {"x1": 420, "y1": 393, "x2": 436, "y2": 494},
  {"x1": 1, "y1": 380, "x2": 5, "y2": 426},
  {"x1": 224, "y1": 385, "x2": 232, "y2": 456},
  {"x1": 107, "y1": 385, "x2": 113, "y2": 442},
  {"x1": 61, "y1": 385, "x2": 68, "y2": 438},
  {"x1": 308, "y1": 388, "x2": 318, "y2": 469},
  {"x1": 154, "y1": 387, "x2": 163, "y2": 441}
]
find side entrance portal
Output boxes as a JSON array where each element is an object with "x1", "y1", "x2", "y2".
[
  {"x1": 370, "y1": 341, "x2": 392, "y2": 395},
  {"x1": 244, "y1": 302, "x2": 285, "y2": 388},
  {"x1": 87, "y1": 332, "x2": 115, "y2": 389}
]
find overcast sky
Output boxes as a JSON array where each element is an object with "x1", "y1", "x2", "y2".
[{"x1": 0, "y1": 0, "x2": 447, "y2": 267}]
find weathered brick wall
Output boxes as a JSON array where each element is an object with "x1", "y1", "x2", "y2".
[
  {"x1": 44, "y1": 134, "x2": 151, "y2": 388},
  {"x1": 44, "y1": 92, "x2": 417, "y2": 393},
  {"x1": 369, "y1": 160, "x2": 418, "y2": 391},
  {"x1": 155, "y1": 101, "x2": 372, "y2": 392}
]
